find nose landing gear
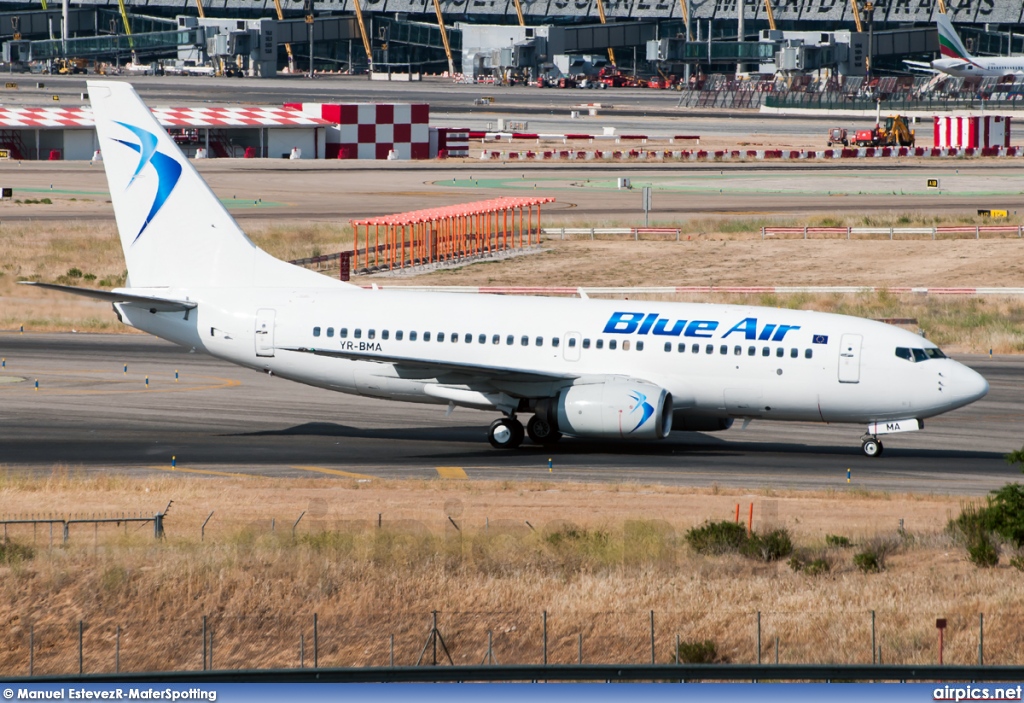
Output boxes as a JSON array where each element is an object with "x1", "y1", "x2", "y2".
[
  {"x1": 488, "y1": 416, "x2": 525, "y2": 449},
  {"x1": 861, "y1": 436, "x2": 884, "y2": 457}
]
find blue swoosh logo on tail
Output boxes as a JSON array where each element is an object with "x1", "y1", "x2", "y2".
[
  {"x1": 112, "y1": 121, "x2": 182, "y2": 243},
  {"x1": 628, "y1": 391, "x2": 655, "y2": 432}
]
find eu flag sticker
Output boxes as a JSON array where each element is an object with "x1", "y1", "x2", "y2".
[{"x1": 812, "y1": 334, "x2": 829, "y2": 344}]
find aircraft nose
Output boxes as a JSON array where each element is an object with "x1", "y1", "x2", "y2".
[{"x1": 956, "y1": 364, "x2": 989, "y2": 404}]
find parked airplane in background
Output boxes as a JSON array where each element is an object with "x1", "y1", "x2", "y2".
[
  {"x1": 906, "y1": 13, "x2": 1024, "y2": 77},
  {"x1": 24, "y1": 82, "x2": 990, "y2": 457}
]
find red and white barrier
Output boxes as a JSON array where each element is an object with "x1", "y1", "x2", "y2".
[
  {"x1": 934, "y1": 115, "x2": 1011, "y2": 149},
  {"x1": 477, "y1": 146, "x2": 1022, "y2": 161},
  {"x1": 285, "y1": 102, "x2": 430, "y2": 160}
]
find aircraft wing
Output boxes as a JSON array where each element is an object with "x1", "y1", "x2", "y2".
[
  {"x1": 280, "y1": 346, "x2": 579, "y2": 383},
  {"x1": 19, "y1": 281, "x2": 197, "y2": 313}
]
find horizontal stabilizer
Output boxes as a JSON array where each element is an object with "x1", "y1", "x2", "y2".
[{"x1": 20, "y1": 281, "x2": 197, "y2": 313}]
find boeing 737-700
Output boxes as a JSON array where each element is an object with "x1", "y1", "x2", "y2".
[
  {"x1": 25, "y1": 81, "x2": 990, "y2": 457},
  {"x1": 906, "y1": 13, "x2": 1024, "y2": 77}
]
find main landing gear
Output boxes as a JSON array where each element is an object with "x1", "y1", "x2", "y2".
[
  {"x1": 487, "y1": 414, "x2": 564, "y2": 449},
  {"x1": 861, "y1": 436, "x2": 884, "y2": 458}
]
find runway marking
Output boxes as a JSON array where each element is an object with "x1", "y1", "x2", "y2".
[
  {"x1": 436, "y1": 466, "x2": 468, "y2": 479},
  {"x1": 291, "y1": 465, "x2": 378, "y2": 480},
  {"x1": 147, "y1": 465, "x2": 253, "y2": 478},
  {"x1": 0, "y1": 370, "x2": 241, "y2": 396}
]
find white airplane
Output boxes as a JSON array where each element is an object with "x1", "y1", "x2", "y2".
[
  {"x1": 906, "y1": 13, "x2": 1024, "y2": 77},
  {"x1": 24, "y1": 81, "x2": 990, "y2": 458}
]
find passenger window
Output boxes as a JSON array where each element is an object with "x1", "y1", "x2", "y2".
[
  {"x1": 804, "y1": 349, "x2": 813, "y2": 359},
  {"x1": 368, "y1": 329, "x2": 375, "y2": 340},
  {"x1": 410, "y1": 331, "x2": 418, "y2": 341},
  {"x1": 706, "y1": 344, "x2": 714, "y2": 354},
  {"x1": 326, "y1": 327, "x2": 334, "y2": 338},
  {"x1": 733, "y1": 345, "x2": 741, "y2": 356},
  {"x1": 568, "y1": 338, "x2": 577, "y2": 348},
  {"x1": 678, "y1": 343, "x2": 686, "y2": 353},
  {"x1": 451, "y1": 333, "x2": 458, "y2": 343},
  {"x1": 492, "y1": 335, "x2": 500, "y2": 344},
  {"x1": 596, "y1": 339, "x2": 604, "y2": 350},
  {"x1": 313, "y1": 327, "x2": 321, "y2": 337},
  {"x1": 692, "y1": 344, "x2": 700, "y2": 354},
  {"x1": 609, "y1": 340, "x2": 618, "y2": 350},
  {"x1": 437, "y1": 332, "x2": 445, "y2": 342},
  {"x1": 354, "y1": 329, "x2": 362, "y2": 339},
  {"x1": 535, "y1": 336, "x2": 543, "y2": 346},
  {"x1": 721, "y1": 345, "x2": 728, "y2": 355},
  {"x1": 552, "y1": 338, "x2": 560, "y2": 347},
  {"x1": 748, "y1": 346, "x2": 755, "y2": 356},
  {"x1": 664, "y1": 342, "x2": 672, "y2": 352},
  {"x1": 912, "y1": 348, "x2": 928, "y2": 362},
  {"x1": 423, "y1": 331, "x2": 430, "y2": 341},
  {"x1": 895, "y1": 347, "x2": 912, "y2": 361},
  {"x1": 636, "y1": 341, "x2": 644, "y2": 351},
  {"x1": 478, "y1": 334, "x2": 486, "y2": 344},
  {"x1": 506, "y1": 335, "x2": 514, "y2": 345},
  {"x1": 776, "y1": 347, "x2": 784, "y2": 358},
  {"x1": 396, "y1": 331, "x2": 403, "y2": 341},
  {"x1": 382, "y1": 330, "x2": 389, "y2": 340},
  {"x1": 583, "y1": 339, "x2": 591, "y2": 349},
  {"x1": 762, "y1": 347, "x2": 770, "y2": 357},
  {"x1": 340, "y1": 328, "x2": 348, "y2": 339},
  {"x1": 521, "y1": 336, "x2": 529, "y2": 346},
  {"x1": 464, "y1": 333, "x2": 472, "y2": 343},
  {"x1": 790, "y1": 348, "x2": 797, "y2": 358}
]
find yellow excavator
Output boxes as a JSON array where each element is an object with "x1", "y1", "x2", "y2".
[{"x1": 854, "y1": 114, "x2": 915, "y2": 147}]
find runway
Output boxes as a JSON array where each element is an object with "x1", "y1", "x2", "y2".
[{"x1": 1, "y1": 333, "x2": 1020, "y2": 495}]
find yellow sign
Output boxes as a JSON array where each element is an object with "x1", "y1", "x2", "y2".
[
  {"x1": 4, "y1": 82, "x2": 17, "y2": 89},
  {"x1": 52, "y1": 95, "x2": 59, "y2": 101},
  {"x1": 927, "y1": 178, "x2": 939, "y2": 188},
  {"x1": 978, "y1": 209, "x2": 1008, "y2": 218},
  {"x1": 0, "y1": 149, "x2": 8, "y2": 159}
]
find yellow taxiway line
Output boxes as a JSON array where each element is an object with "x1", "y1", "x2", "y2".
[
  {"x1": 436, "y1": 466, "x2": 468, "y2": 479},
  {"x1": 291, "y1": 465, "x2": 378, "y2": 480}
]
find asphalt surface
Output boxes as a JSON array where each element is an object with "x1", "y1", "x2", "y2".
[{"x1": 1, "y1": 333, "x2": 1020, "y2": 494}]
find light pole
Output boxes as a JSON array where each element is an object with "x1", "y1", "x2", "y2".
[
  {"x1": 305, "y1": 0, "x2": 314, "y2": 79},
  {"x1": 863, "y1": 1, "x2": 875, "y2": 81}
]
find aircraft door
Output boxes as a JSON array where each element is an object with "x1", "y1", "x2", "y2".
[
  {"x1": 255, "y1": 308, "x2": 276, "y2": 358},
  {"x1": 563, "y1": 332, "x2": 582, "y2": 361},
  {"x1": 838, "y1": 333, "x2": 862, "y2": 383}
]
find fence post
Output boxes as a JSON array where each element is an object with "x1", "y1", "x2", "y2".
[
  {"x1": 761, "y1": 227, "x2": 765, "y2": 240},
  {"x1": 202, "y1": 616, "x2": 207, "y2": 671},
  {"x1": 803, "y1": 226, "x2": 807, "y2": 239},
  {"x1": 300, "y1": 634, "x2": 304, "y2": 669},
  {"x1": 314, "y1": 613, "x2": 319, "y2": 669},
  {"x1": 871, "y1": 610, "x2": 876, "y2": 663},
  {"x1": 976, "y1": 225, "x2": 980, "y2": 239},
  {"x1": 78, "y1": 620, "x2": 84, "y2": 674},
  {"x1": 650, "y1": 610, "x2": 655, "y2": 664},
  {"x1": 542, "y1": 610, "x2": 548, "y2": 665},
  {"x1": 756, "y1": 611, "x2": 761, "y2": 665},
  {"x1": 847, "y1": 227, "x2": 851, "y2": 240},
  {"x1": 979, "y1": 613, "x2": 984, "y2": 665},
  {"x1": 116, "y1": 625, "x2": 120, "y2": 673},
  {"x1": 29, "y1": 624, "x2": 33, "y2": 676},
  {"x1": 890, "y1": 227, "x2": 894, "y2": 241}
]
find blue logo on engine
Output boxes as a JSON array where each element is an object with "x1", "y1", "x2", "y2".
[
  {"x1": 112, "y1": 121, "x2": 182, "y2": 243},
  {"x1": 629, "y1": 390, "x2": 655, "y2": 432}
]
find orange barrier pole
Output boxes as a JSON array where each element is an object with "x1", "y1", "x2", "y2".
[
  {"x1": 352, "y1": 222, "x2": 358, "y2": 272},
  {"x1": 518, "y1": 205, "x2": 524, "y2": 248},
  {"x1": 748, "y1": 503, "x2": 754, "y2": 536},
  {"x1": 735, "y1": 504, "x2": 740, "y2": 523},
  {"x1": 502, "y1": 208, "x2": 508, "y2": 250},
  {"x1": 537, "y1": 202, "x2": 542, "y2": 244}
]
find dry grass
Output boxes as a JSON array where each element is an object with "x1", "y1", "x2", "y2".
[{"x1": 1, "y1": 469, "x2": 1022, "y2": 674}]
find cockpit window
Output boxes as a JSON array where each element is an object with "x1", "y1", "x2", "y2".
[{"x1": 896, "y1": 346, "x2": 947, "y2": 362}]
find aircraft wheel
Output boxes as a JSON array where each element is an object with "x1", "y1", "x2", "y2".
[
  {"x1": 488, "y1": 417, "x2": 524, "y2": 449},
  {"x1": 861, "y1": 438, "x2": 883, "y2": 458},
  {"x1": 527, "y1": 415, "x2": 562, "y2": 445}
]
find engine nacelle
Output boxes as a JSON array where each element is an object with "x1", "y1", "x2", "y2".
[
  {"x1": 554, "y1": 381, "x2": 673, "y2": 440},
  {"x1": 672, "y1": 412, "x2": 734, "y2": 432}
]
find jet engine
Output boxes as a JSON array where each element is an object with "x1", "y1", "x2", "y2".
[{"x1": 544, "y1": 381, "x2": 673, "y2": 440}]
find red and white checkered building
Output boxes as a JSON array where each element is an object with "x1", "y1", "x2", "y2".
[
  {"x1": 0, "y1": 106, "x2": 330, "y2": 160},
  {"x1": 285, "y1": 102, "x2": 431, "y2": 160},
  {"x1": 933, "y1": 115, "x2": 1012, "y2": 149}
]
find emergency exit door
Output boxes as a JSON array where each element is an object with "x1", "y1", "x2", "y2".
[
  {"x1": 255, "y1": 309, "x2": 276, "y2": 358},
  {"x1": 838, "y1": 333, "x2": 862, "y2": 383}
]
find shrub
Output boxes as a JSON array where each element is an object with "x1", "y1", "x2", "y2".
[
  {"x1": 676, "y1": 639, "x2": 722, "y2": 664},
  {"x1": 685, "y1": 521, "x2": 748, "y2": 555},
  {"x1": 790, "y1": 551, "x2": 831, "y2": 575},
  {"x1": 0, "y1": 541, "x2": 34, "y2": 563},
  {"x1": 66, "y1": 268, "x2": 83, "y2": 279},
  {"x1": 825, "y1": 534, "x2": 852, "y2": 548},
  {"x1": 853, "y1": 551, "x2": 881, "y2": 573},
  {"x1": 854, "y1": 536, "x2": 898, "y2": 573},
  {"x1": 741, "y1": 528, "x2": 794, "y2": 562}
]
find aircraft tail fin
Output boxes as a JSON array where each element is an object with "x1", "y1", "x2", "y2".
[
  {"x1": 87, "y1": 81, "x2": 342, "y2": 290},
  {"x1": 936, "y1": 13, "x2": 974, "y2": 62}
]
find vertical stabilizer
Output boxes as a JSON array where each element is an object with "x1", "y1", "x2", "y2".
[
  {"x1": 936, "y1": 13, "x2": 973, "y2": 62},
  {"x1": 88, "y1": 81, "x2": 343, "y2": 290}
]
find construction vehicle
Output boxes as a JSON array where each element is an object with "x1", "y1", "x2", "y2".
[
  {"x1": 827, "y1": 127, "x2": 849, "y2": 147},
  {"x1": 54, "y1": 58, "x2": 87, "y2": 74},
  {"x1": 854, "y1": 114, "x2": 915, "y2": 147}
]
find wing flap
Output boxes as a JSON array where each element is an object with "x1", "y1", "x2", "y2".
[
  {"x1": 279, "y1": 346, "x2": 578, "y2": 383},
  {"x1": 20, "y1": 281, "x2": 197, "y2": 313}
]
